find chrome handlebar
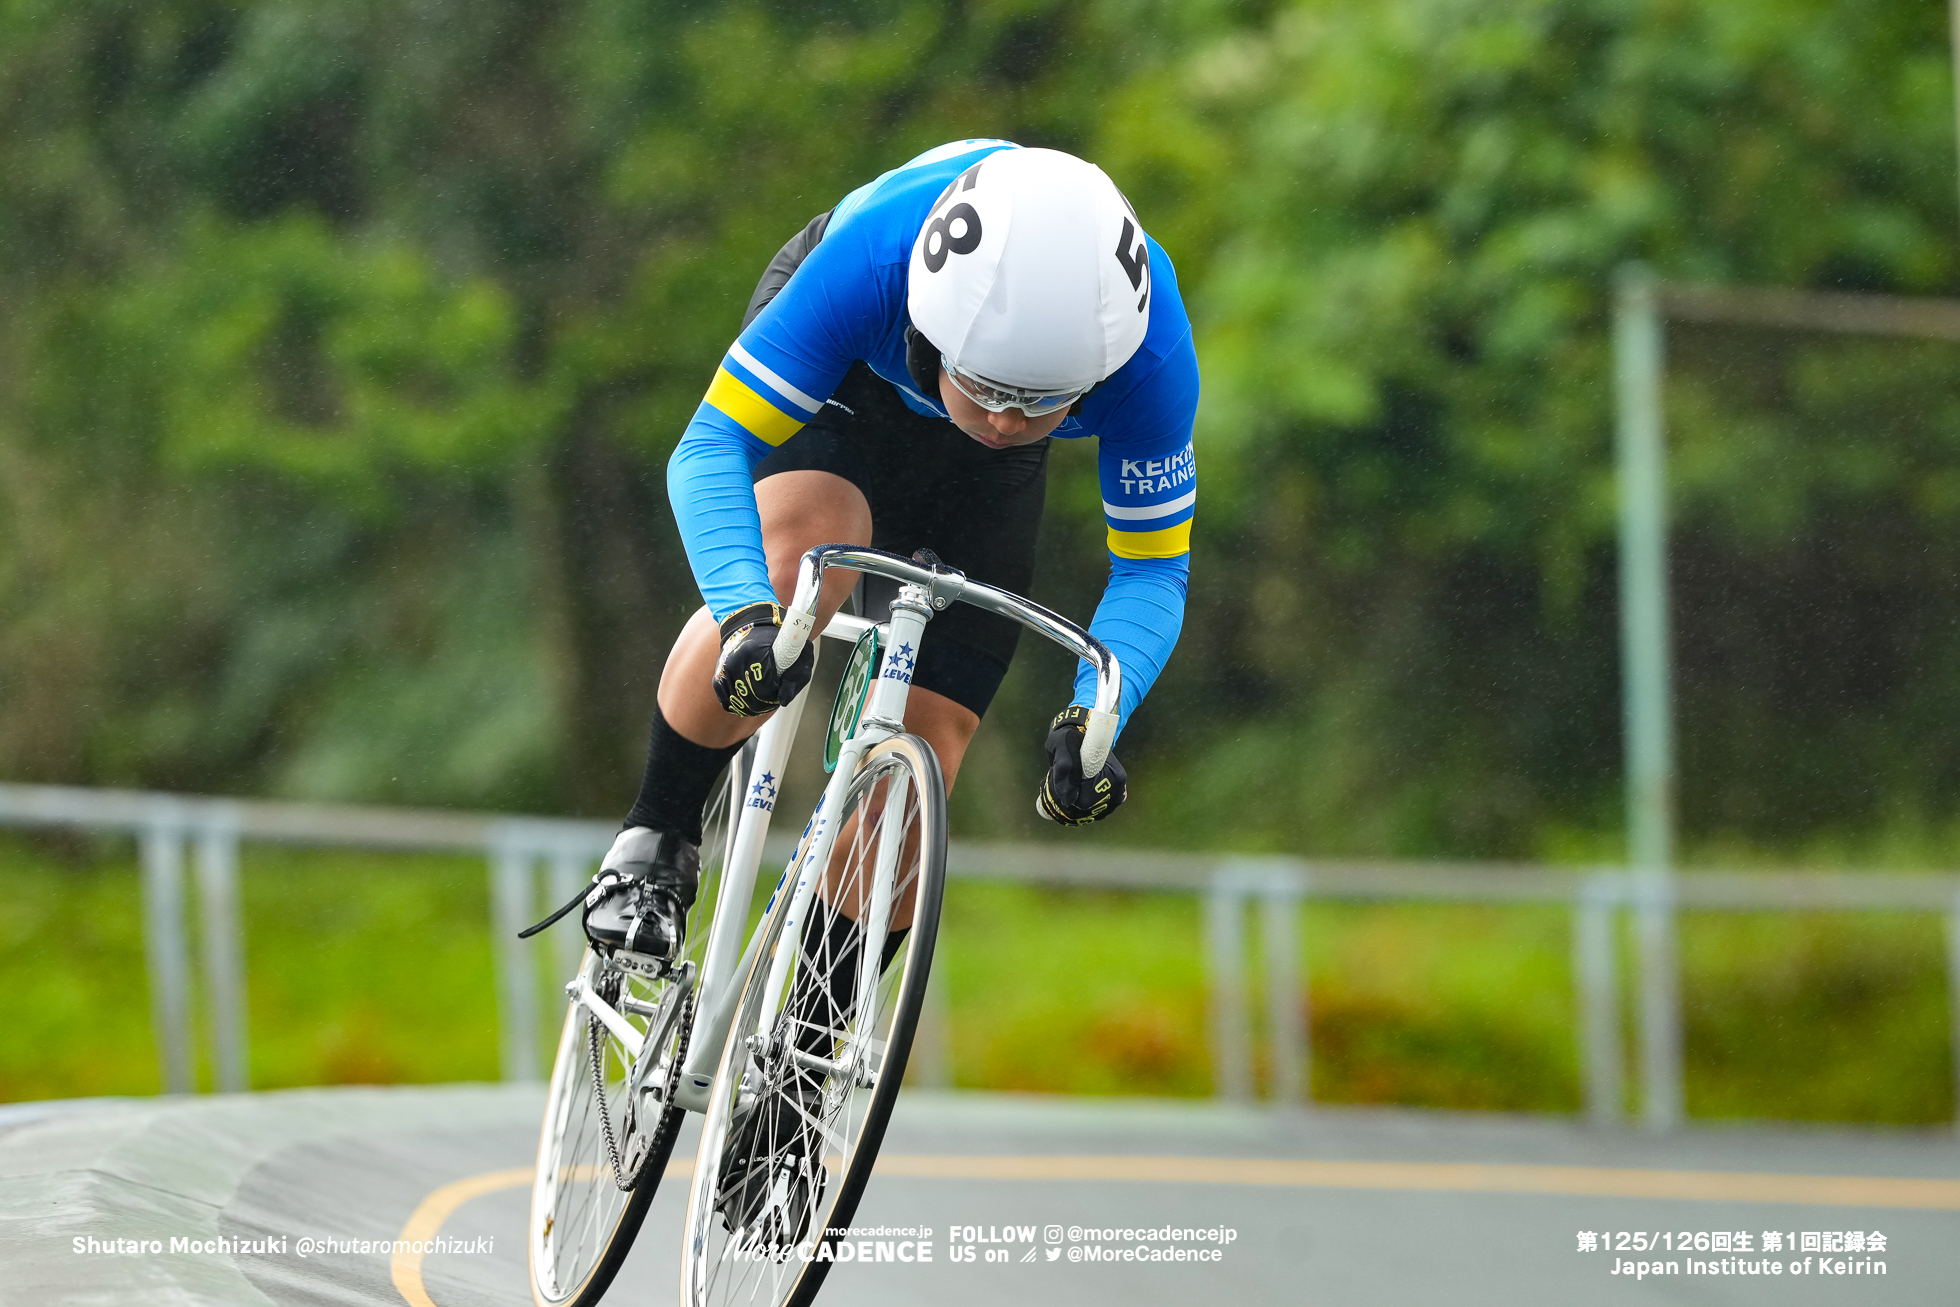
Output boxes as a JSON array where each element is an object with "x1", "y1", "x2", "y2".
[{"x1": 769, "y1": 544, "x2": 1122, "y2": 776}]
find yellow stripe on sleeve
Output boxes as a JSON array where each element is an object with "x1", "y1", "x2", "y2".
[
  {"x1": 704, "y1": 367, "x2": 807, "y2": 447},
  {"x1": 1108, "y1": 520, "x2": 1192, "y2": 559}
]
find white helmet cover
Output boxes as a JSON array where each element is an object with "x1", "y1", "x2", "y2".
[{"x1": 906, "y1": 147, "x2": 1152, "y2": 394}]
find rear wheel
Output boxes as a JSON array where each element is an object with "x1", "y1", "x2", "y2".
[
  {"x1": 529, "y1": 749, "x2": 749, "y2": 1307},
  {"x1": 681, "y1": 733, "x2": 947, "y2": 1307}
]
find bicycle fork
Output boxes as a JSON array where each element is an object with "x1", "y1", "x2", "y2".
[
  {"x1": 667, "y1": 674, "x2": 815, "y2": 1113},
  {"x1": 682, "y1": 586, "x2": 935, "y2": 1112}
]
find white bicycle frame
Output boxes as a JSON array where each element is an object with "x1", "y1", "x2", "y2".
[{"x1": 571, "y1": 544, "x2": 1122, "y2": 1116}]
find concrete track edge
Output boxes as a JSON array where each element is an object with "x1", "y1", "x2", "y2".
[
  {"x1": 0, "y1": 1084, "x2": 540, "y2": 1306},
  {"x1": 8, "y1": 1085, "x2": 1960, "y2": 1306}
]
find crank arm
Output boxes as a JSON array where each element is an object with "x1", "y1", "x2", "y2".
[{"x1": 626, "y1": 962, "x2": 696, "y2": 1104}]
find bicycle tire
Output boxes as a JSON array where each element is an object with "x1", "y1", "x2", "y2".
[
  {"x1": 528, "y1": 751, "x2": 746, "y2": 1307},
  {"x1": 680, "y1": 732, "x2": 946, "y2": 1307}
]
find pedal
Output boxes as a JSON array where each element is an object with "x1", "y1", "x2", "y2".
[{"x1": 611, "y1": 951, "x2": 673, "y2": 978}]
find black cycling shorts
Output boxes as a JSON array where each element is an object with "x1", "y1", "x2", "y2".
[{"x1": 745, "y1": 215, "x2": 1047, "y2": 719}]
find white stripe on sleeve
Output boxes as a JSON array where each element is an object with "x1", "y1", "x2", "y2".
[
  {"x1": 1103, "y1": 489, "x2": 1197, "y2": 521},
  {"x1": 728, "y1": 342, "x2": 823, "y2": 415}
]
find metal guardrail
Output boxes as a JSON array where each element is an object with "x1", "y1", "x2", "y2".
[{"x1": 5, "y1": 782, "x2": 1960, "y2": 1128}]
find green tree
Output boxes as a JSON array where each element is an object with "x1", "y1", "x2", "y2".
[
  {"x1": 1090, "y1": 0, "x2": 1960, "y2": 857},
  {"x1": 6, "y1": 0, "x2": 1960, "y2": 863}
]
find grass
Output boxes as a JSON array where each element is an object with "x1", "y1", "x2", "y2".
[
  {"x1": 1680, "y1": 912, "x2": 1953, "y2": 1125},
  {"x1": 1301, "y1": 902, "x2": 1582, "y2": 1112},
  {"x1": 0, "y1": 845, "x2": 158, "y2": 1099},
  {"x1": 1, "y1": 833, "x2": 1953, "y2": 1124},
  {"x1": 935, "y1": 882, "x2": 1210, "y2": 1097},
  {"x1": 0, "y1": 835, "x2": 499, "y2": 1098}
]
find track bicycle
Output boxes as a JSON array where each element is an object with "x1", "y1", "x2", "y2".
[{"x1": 527, "y1": 543, "x2": 1121, "y2": 1307}]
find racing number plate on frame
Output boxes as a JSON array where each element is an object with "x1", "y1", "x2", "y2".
[{"x1": 824, "y1": 625, "x2": 881, "y2": 773}]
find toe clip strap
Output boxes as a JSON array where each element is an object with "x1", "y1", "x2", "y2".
[{"x1": 516, "y1": 873, "x2": 613, "y2": 939}]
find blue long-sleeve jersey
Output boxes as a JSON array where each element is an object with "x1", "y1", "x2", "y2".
[{"x1": 668, "y1": 140, "x2": 1199, "y2": 732}]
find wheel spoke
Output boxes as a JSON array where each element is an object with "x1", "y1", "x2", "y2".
[
  {"x1": 529, "y1": 758, "x2": 739, "y2": 1307},
  {"x1": 775, "y1": 1090, "x2": 853, "y2": 1160},
  {"x1": 683, "y1": 735, "x2": 946, "y2": 1307}
]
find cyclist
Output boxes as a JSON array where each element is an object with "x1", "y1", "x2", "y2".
[{"x1": 584, "y1": 138, "x2": 1199, "y2": 975}]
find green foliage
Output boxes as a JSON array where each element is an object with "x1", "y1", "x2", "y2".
[
  {"x1": 1088, "y1": 0, "x2": 1960, "y2": 857},
  {"x1": 939, "y1": 882, "x2": 1212, "y2": 1097},
  {"x1": 1682, "y1": 911, "x2": 1954, "y2": 1124},
  {"x1": 5, "y1": 836, "x2": 1950, "y2": 1123},
  {"x1": 239, "y1": 847, "x2": 502, "y2": 1089},
  {"x1": 4, "y1": 0, "x2": 1960, "y2": 861},
  {"x1": 1304, "y1": 902, "x2": 1581, "y2": 1110},
  {"x1": 0, "y1": 850, "x2": 158, "y2": 1099},
  {"x1": 0, "y1": 839, "x2": 500, "y2": 1097},
  {"x1": 116, "y1": 213, "x2": 562, "y2": 514}
]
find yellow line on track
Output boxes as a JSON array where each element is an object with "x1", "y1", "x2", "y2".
[
  {"x1": 870, "y1": 1154, "x2": 1960, "y2": 1210},
  {"x1": 394, "y1": 1152, "x2": 1957, "y2": 1303},
  {"x1": 390, "y1": 1167, "x2": 531, "y2": 1307}
]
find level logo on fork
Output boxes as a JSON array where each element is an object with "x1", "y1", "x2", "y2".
[{"x1": 880, "y1": 639, "x2": 916, "y2": 685}]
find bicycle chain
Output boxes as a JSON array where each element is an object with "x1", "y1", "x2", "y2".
[
  {"x1": 588, "y1": 974, "x2": 696, "y2": 1193},
  {"x1": 588, "y1": 1009, "x2": 634, "y2": 1191}
]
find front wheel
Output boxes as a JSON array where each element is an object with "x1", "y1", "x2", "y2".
[{"x1": 681, "y1": 733, "x2": 947, "y2": 1307}]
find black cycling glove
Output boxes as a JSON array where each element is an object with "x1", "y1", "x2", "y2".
[
  {"x1": 713, "y1": 601, "x2": 816, "y2": 717},
  {"x1": 1037, "y1": 706, "x2": 1128, "y2": 826}
]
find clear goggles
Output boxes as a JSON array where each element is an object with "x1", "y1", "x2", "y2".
[{"x1": 943, "y1": 362, "x2": 1089, "y2": 416}]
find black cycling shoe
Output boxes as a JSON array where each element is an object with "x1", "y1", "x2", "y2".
[
  {"x1": 583, "y1": 828, "x2": 699, "y2": 968},
  {"x1": 714, "y1": 1074, "x2": 828, "y2": 1247}
]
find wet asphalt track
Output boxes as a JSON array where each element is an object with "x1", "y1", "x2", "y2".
[{"x1": 3, "y1": 1084, "x2": 1957, "y2": 1306}]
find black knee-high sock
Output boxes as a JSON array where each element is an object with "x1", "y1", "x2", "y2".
[
  {"x1": 624, "y1": 703, "x2": 744, "y2": 844},
  {"x1": 791, "y1": 902, "x2": 910, "y2": 1057}
]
